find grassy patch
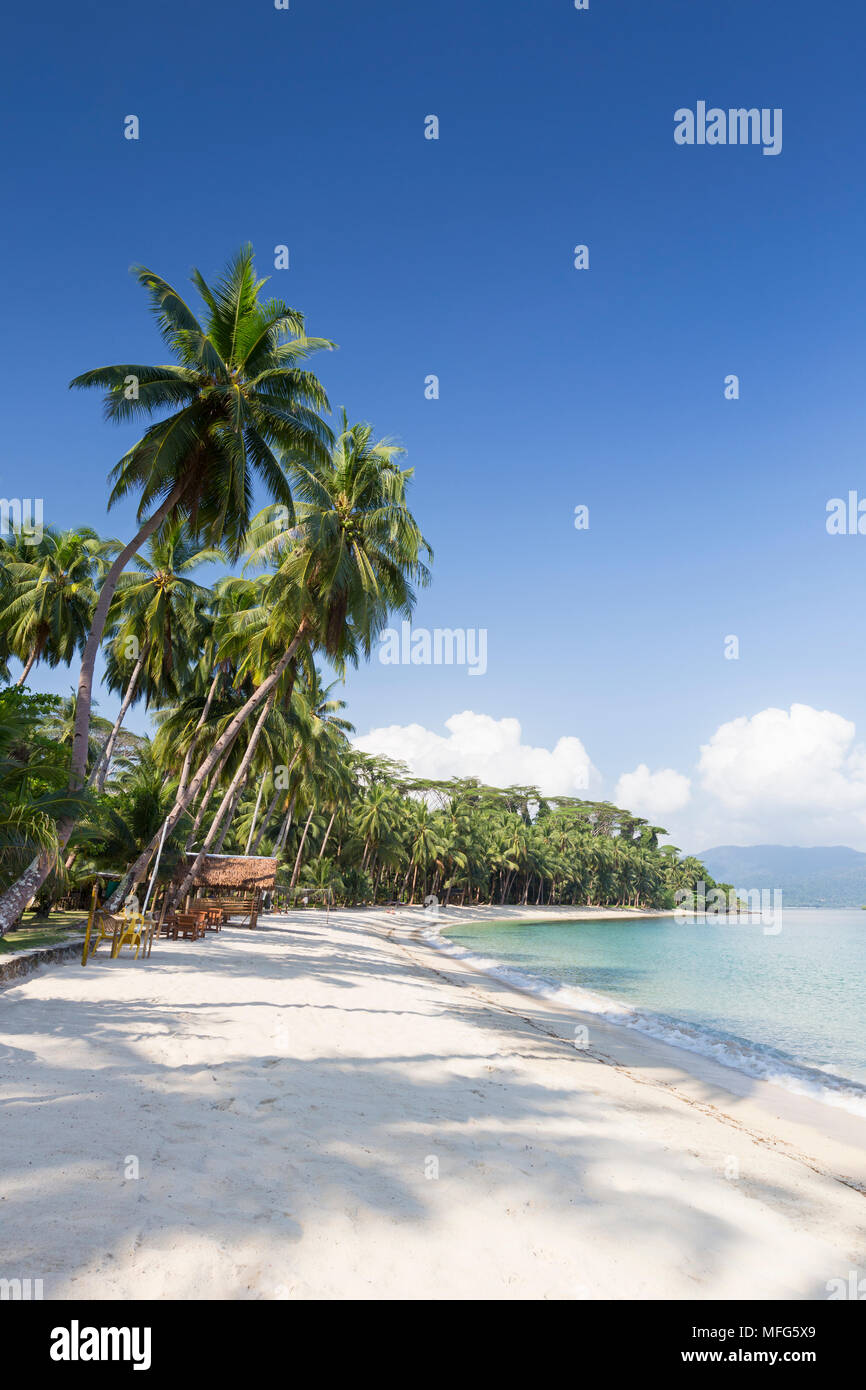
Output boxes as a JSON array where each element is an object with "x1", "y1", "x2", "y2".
[{"x1": 0, "y1": 911, "x2": 88, "y2": 956}]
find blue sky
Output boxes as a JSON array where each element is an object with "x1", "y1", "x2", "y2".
[{"x1": 4, "y1": 0, "x2": 866, "y2": 848}]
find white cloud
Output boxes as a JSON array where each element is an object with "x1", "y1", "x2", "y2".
[
  {"x1": 614, "y1": 764, "x2": 692, "y2": 820},
  {"x1": 687, "y1": 702, "x2": 866, "y2": 847},
  {"x1": 354, "y1": 710, "x2": 598, "y2": 797},
  {"x1": 698, "y1": 703, "x2": 866, "y2": 810}
]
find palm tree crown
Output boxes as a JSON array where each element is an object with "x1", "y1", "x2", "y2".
[
  {"x1": 0, "y1": 527, "x2": 118, "y2": 685},
  {"x1": 71, "y1": 244, "x2": 335, "y2": 556}
]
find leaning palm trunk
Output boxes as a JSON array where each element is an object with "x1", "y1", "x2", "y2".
[
  {"x1": 177, "y1": 668, "x2": 220, "y2": 805},
  {"x1": 16, "y1": 646, "x2": 40, "y2": 686},
  {"x1": 213, "y1": 773, "x2": 249, "y2": 854},
  {"x1": 276, "y1": 791, "x2": 297, "y2": 850},
  {"x1": 251, "y1": 787, "x2": 281, "y2": 854},
  {"x1": 257, "y1": 748, "x2": 302, "y2": 853},
  {"x1": 0, "y1": 849, "x2": 54, "y2": 930},
  {"x1": 244, "y1": 775, "x2": 267, "y2": 854},
  {"x1": 172, "y1": 694, "x2": 275, "y2": 905},
  {"x1": 317, "y1": 810, "x2": 337, "y2": 859},
  {"x1": 0, "y1": 483, "x2": 185, "y2": 935},
  {"x1": 109, "y1": 627, "x2": 306, "y2": 910},
  {"x1": 89, "y1": 641, "x2": 150, "y2": 792},
  {"x1": 185, "y1": 745, "x2": 230, "y2": 850},
  {"x1": 275, "y1": 759, "x2": 304, "y2": 851},
  {"x1": 289, "y1": 805, "x2": 316, "y2": 890}
]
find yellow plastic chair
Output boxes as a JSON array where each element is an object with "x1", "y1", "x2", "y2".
[
  {"x1": 82, "y1": 905, "x2": 122, "y2": 964},
  {"x1": 81, "y1": 888, "x2": 156, "y2": 965},
  {"x1": 111, "y1": 909, "x2": 146, "y2": 959}
]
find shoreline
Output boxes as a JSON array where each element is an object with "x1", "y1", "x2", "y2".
[
  {"x1": 1, "y1": 907, "x2": 863, "y2": 1299},
  {"x1": 409, "y1": 904, "x2": 866, "y2": 1122},
  {"x1": 386, "y1": 908, "x2": 866, "y2": 1187}
]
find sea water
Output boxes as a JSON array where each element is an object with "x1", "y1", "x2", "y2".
[{"x1": 435, "y1": 910, "x2": 866, "y2": 1116}]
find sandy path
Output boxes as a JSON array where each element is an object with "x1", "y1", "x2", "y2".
[{"x1": 1, "y1": 909, "x2": 863, "y2": 1300}]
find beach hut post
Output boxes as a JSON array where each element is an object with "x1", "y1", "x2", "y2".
[{"x1": 80, "y1": 882, "x2": 98, "y2": 967}]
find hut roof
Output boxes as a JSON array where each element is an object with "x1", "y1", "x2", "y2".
[{"x1": 179, "y1": 853, "x2": 277, "y2": 890}]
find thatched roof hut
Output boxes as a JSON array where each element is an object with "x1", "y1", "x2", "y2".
[{"x1": 178, "y1": 853, "x2": 278, "y2": 892}]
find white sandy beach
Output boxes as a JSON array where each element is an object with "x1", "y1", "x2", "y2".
[{"x1": 1, "y1": 905, "x2": 864, "y2": 1300}]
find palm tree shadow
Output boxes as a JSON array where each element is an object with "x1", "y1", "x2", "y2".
[{"x1": 0, "y1": 914, "x2": 846, "y2": 1299}]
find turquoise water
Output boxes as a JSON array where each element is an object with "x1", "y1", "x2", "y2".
[{"x1": 439, "y1": 911, "x2": 866, "y2": 1112}]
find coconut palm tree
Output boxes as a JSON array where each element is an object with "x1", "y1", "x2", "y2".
[
  {"x1": 38, "y1": 693, "x2": 115, "y2": 782},
  {"x1": 250, "y1": 671, "x2": 353, "y2": 856},
  {"x1": 91, "y1": 521, "x2": 222, "y2": 790},
  {"x1": 0, "y1": 689, "x2": 86, "y2": 911},
  {"x1": 298, "y1": 856, "x2": 344, "y2": 902},
  {"x1": 0, "y1": 527, "x2": 118, "y2": 686},
  {"x1": 170, "y1": 684, "x2": 289, "y2": 903},
  {"x1": 0, "y1": 246, "x2": 334, "y2": 931},
  {"x1": 109, "y1": 418, "x2": 431, "y2": 908},
  {"x1": 72, "y1": 743, "x2": 190, "y2": 893},
  {"x1": 165, "y1": 576, "x2": 257, "y2": 807},
  {"x1": 287, "y1": 737, "x2": 351, "y2": 891},
  {"x1": 405, "y1": 802, "x2": 446, "y2": 903}
]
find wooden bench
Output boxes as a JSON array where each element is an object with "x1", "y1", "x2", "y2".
[
  {"x1": 229, "y1": 897, "x2": 260, "y2": 927},
  {"x1": 191, "y1": 895, "x2": 261, "y2": 928}
]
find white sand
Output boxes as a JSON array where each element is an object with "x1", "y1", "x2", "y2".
[{"x1": 1, "y1": 906, "x2": 864, "y2": 1300}]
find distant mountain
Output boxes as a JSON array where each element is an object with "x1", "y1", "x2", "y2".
[{"x1": 697, "y1": 845, "x2": 866, "y2": 908}]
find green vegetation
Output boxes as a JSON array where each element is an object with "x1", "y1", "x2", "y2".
[
  {"x1": 0, "y1": 245, "x2": 726, "y2": 934},
  {"x1": 0, "y1": 914, "x2": 87, "y2": 956}
]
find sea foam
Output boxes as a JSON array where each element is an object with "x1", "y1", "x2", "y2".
[{"x1": 419, "y1": 920, "x2": 866, "y2": 1119}]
